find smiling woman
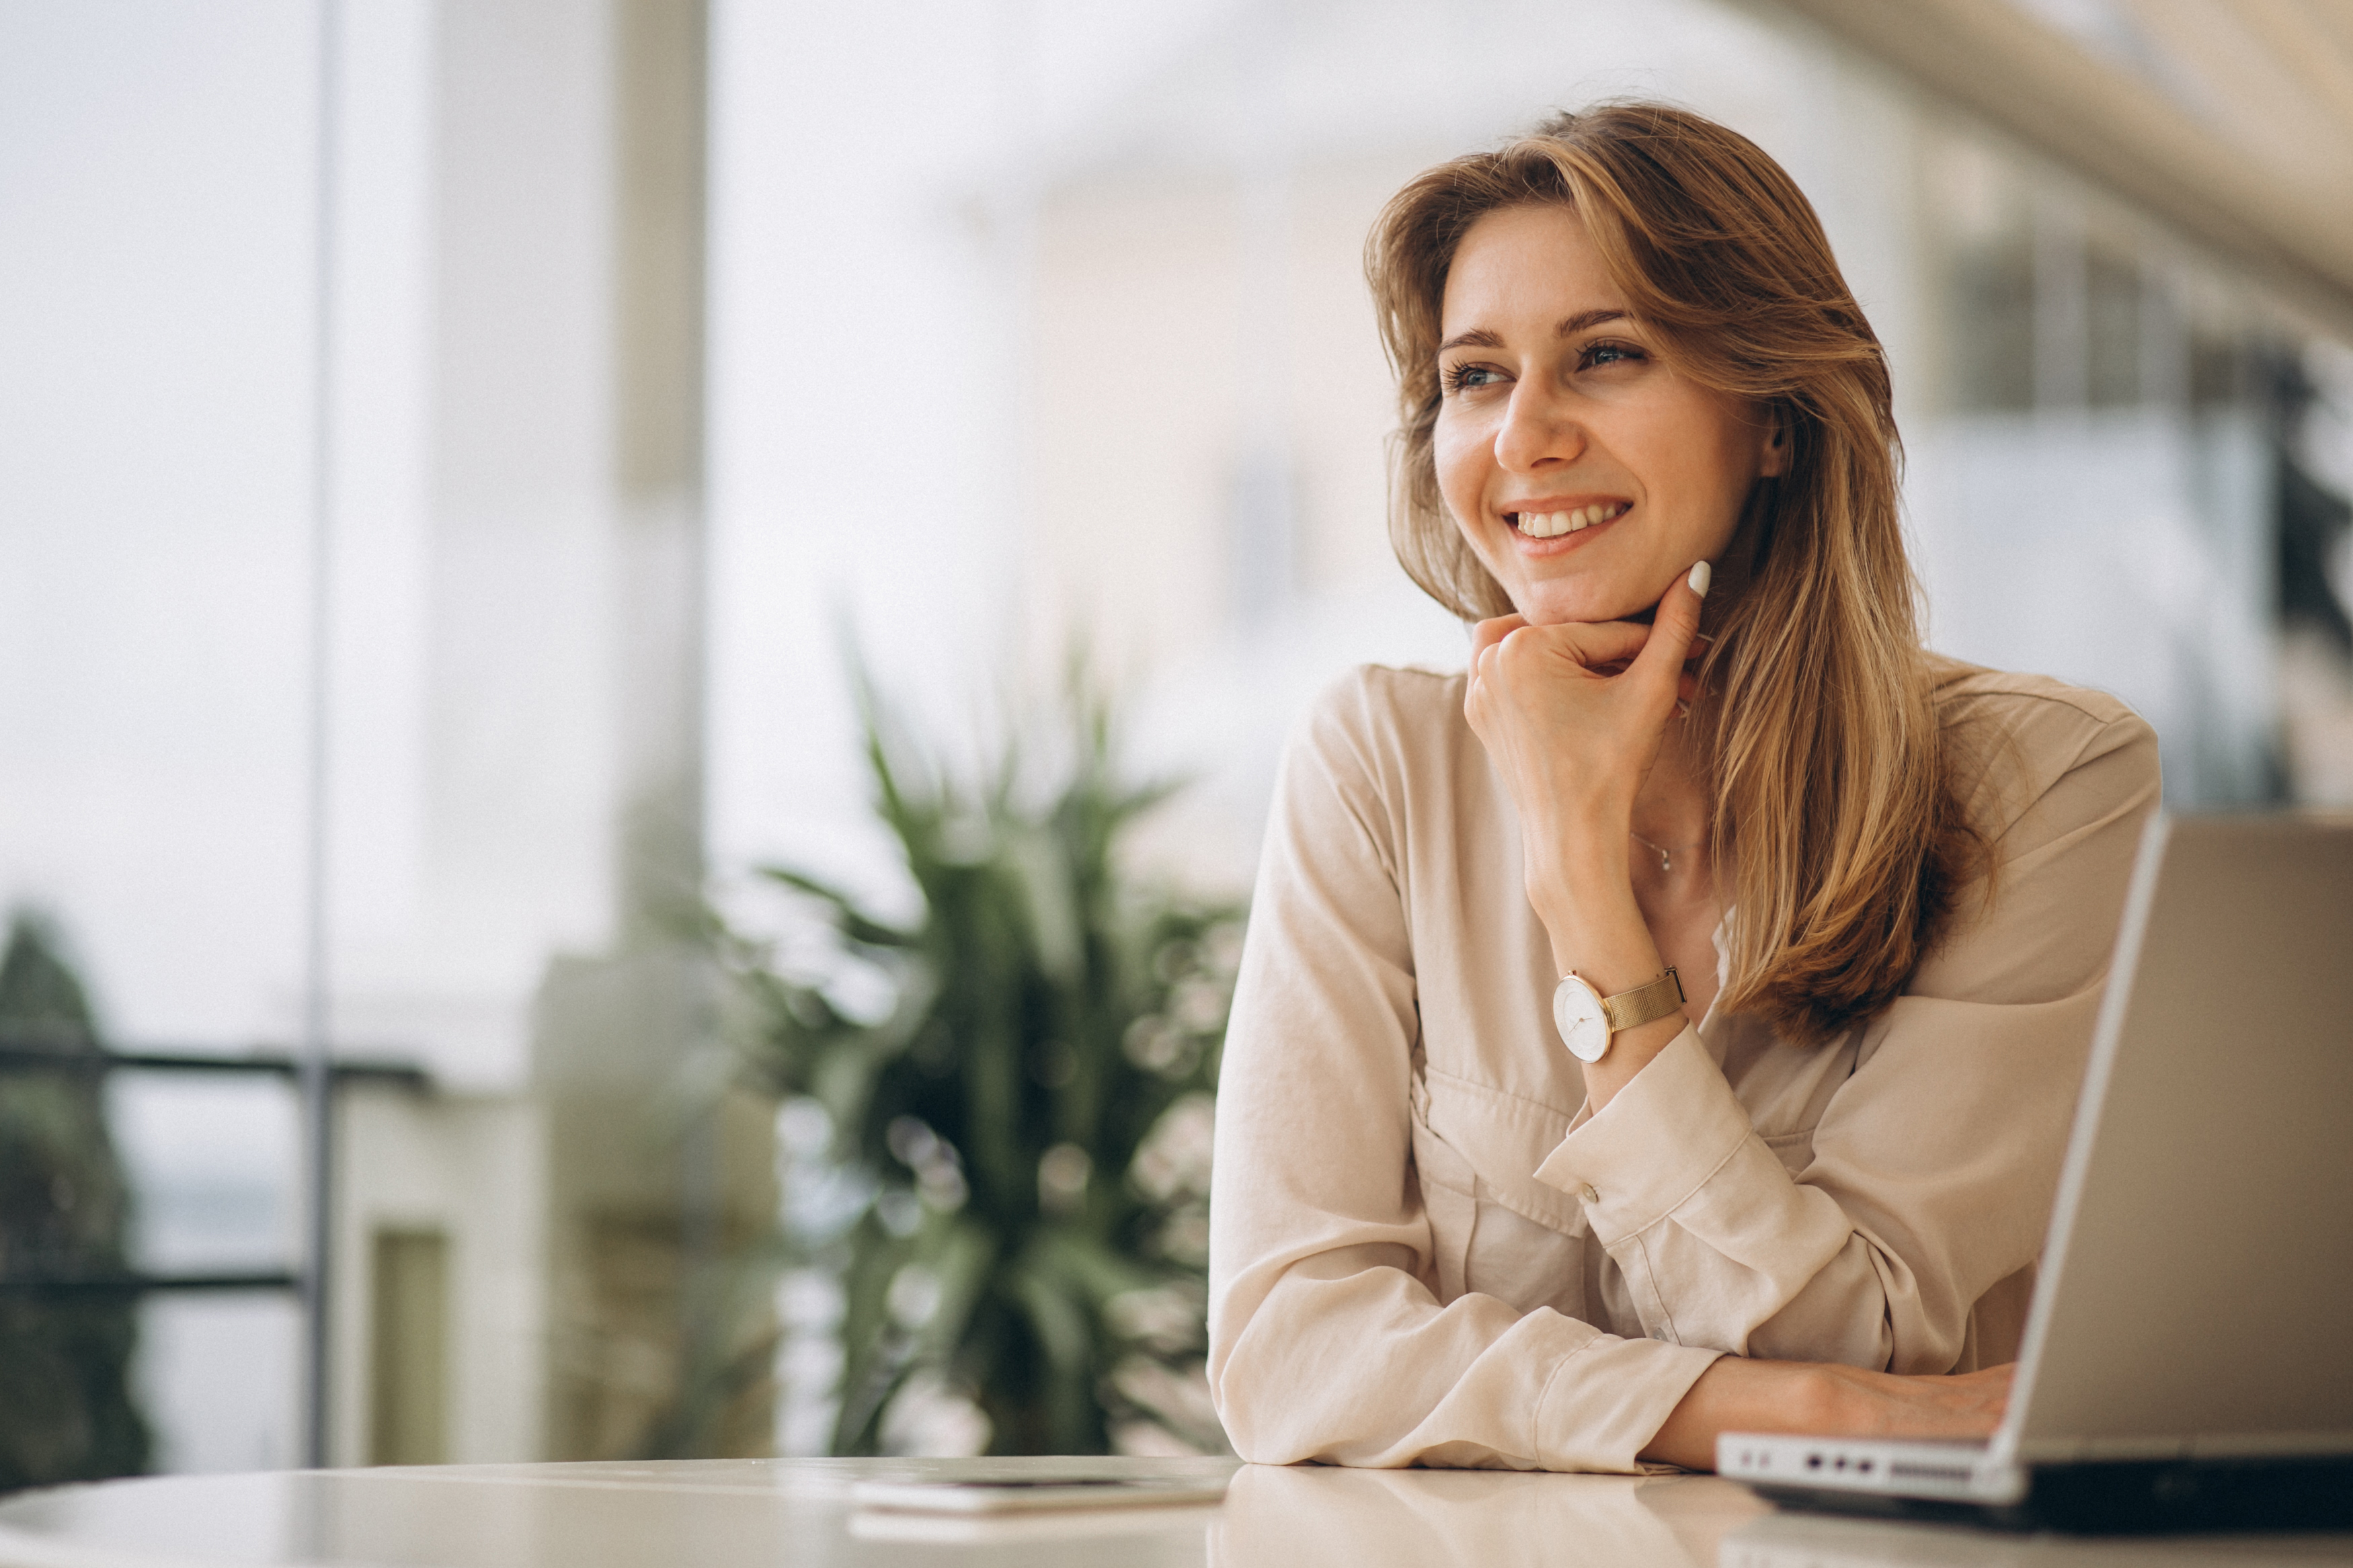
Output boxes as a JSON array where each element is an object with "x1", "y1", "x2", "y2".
[
  {"x1": 1431, "y1": 212, "x2": 1782, "y2": 630},
  {"x1": 1205, "y1": 104, "x2": 2162, "y2": 1473}
]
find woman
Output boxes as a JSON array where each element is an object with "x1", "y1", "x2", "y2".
[{"x1": 1205, "y1": 104, "x2": 2160, "y2": 1473}]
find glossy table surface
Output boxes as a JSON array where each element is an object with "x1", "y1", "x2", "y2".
[{"x1": 0, "y1": 1457, "x2": 2346, "y2": 1568}]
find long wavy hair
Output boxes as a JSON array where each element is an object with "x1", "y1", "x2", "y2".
[{"x1": 1366, "y1": 102, "x2": 1986, "y2": 1043}]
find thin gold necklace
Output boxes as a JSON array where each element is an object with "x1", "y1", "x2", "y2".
[{"x1": 1630, "y1": 829, "x2": 1703, "y2": 872}]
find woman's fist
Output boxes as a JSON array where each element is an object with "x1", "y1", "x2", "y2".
[{"x1": 1462, "y1": 563, "x2": 1711, "y2": 861}]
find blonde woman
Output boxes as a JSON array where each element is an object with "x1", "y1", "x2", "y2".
[{"x1": 1207, "y1": 104, "x2": 2160, "y2": 1472}]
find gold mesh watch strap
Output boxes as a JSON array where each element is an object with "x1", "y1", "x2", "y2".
[{"x1": 1599, "y1": 967, "x2": 1685, "y2": 1034}]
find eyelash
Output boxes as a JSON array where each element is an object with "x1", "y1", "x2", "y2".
[{"x1": 1440, "y1": 339, "x2": 1646, "y2": 395}]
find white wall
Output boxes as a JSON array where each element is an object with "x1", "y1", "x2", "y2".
[
  {"x1": 703, "y1": 0, "x2": 1964, "y2": 903},
  {"x1": 0, "y1": 1, "x2": 319, "y2": 1046},
  {"x1": 0, "y1": 0, "x2": 635, "y2": 1089},
  {"x1": 707, "y1": 0, "x2": 2289, "y2": 923}
]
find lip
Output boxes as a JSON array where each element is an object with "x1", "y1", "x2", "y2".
[
  {"x1": 1499, "y1": 497, "x2": 1634, "y2": 554},
  {"x1": 1503, "y1": 495, "x2": 1631, "y2": 516}
]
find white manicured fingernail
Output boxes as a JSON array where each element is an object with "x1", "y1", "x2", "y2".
[{"x1": 1687, "y1": 561, "x2": 1712, "y2": 599}]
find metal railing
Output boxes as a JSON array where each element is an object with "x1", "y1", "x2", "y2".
[{"x1": 0, "y1": 1033, "x2": 428, "y2": 1460}]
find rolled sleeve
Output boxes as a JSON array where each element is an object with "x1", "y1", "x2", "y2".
[
  {"x1": 1534, "y1": 1028, "x2": 1750, "y2": 1242},
  {"x1": 1535, "y1": 1028, "x2": 1857, "y2": 1350},
  {"x1": 1533, "y1": 1333, "x2": 1724, "y2": 1469}
]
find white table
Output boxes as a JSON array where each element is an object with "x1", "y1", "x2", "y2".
[{"x1": 0, "y1": 1457, "x2": 2344, "y2": 1567}]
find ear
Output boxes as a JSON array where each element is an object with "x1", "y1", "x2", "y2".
[{"x1": 1758, "y1": 403, "x2": 1790, "y2": 479}]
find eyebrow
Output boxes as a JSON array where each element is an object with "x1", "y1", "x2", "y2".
[{"x1": 1437, "y1": 308, "x2": 1630, "y2": 354}]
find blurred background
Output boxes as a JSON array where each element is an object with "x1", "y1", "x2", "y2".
[{"x1": 3, "y1": 0, "x2": 2350, "y2": 1480}]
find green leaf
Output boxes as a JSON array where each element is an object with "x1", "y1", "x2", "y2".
[
  {"x1": 755, "y1": 866, "x2": 914, "y2": 950},
  {"x1": 721, "y1": 642, "x2": 1246, "y2": 1456}
]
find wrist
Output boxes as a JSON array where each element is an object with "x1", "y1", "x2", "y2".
[
  {"x1": 1640, "y1": 1359, "x2": 1853, "y2": 1470},
  {"x1": 1523, "y1": 829, "x2": 1632, "y2": 934},
  {"x1": 1524, "y1": 814, "x2": 1632, "y2": 880},
  {"x1": 1534, "y1": 886, "x2": 1664, "y2": 999}
]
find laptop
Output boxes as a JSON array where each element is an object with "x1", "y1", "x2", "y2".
[{"x1": 1718, "y1": 813, "x2": 2353, "y2": 1532}]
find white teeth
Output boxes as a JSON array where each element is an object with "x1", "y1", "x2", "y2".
[{"x1": 1515, "y1": 503, "x2": 1625, "y2": 538}]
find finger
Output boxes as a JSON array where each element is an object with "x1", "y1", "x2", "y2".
[
  {"x1": 1544, "y1": 620, "x2": 1651, "y2": 671},
  {"x1": 1467, "y1": 615, "x2": 1524, "y2": 699},
  {"x1": 1630, "y1": 561, "x2": 1710, "y2": 698},
  {"x1": 1469, "y1": 614, "x2": 1525, "y2": 665}
]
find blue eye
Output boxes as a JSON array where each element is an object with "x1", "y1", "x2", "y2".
[
  {"x1": 1581, "y1": 340, "x2": 1644, "y2": 369},
  {"x1": 1443, "y1": 363, "x2": 1503, "y2": 394}
]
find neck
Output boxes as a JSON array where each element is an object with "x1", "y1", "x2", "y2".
[{"x1": 1632, "y1": 717, "x2": 1712, "y2": 857}]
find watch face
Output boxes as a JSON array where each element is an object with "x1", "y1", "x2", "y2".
[{"x1": 1552, "y1": 975, "x2": 1609, "y2": 1063}]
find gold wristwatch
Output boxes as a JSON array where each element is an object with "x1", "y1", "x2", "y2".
[{"x1": 1552, "y1": 968, "x2": 1685, "y2": 1063}]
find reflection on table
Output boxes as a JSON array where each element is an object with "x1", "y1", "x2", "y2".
[
  {"x1": 1215, "y1": 1461, "x2": 1755, "y2": 1567},
  {"x1": 1724, "y1": 1508, "x2": 2353, "y2": 1567},
  {"x1": 0, "y1": 1457, "x2": 2344, "y2": 1567}
]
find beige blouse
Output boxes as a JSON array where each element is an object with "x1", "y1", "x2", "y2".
[{"x1": 1207, "y1": 660, "x2": 2161, "y2": 1472}]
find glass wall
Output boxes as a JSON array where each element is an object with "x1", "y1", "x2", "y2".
[
  {"x1": 6, "y1": 0, "x2": 2349, "y2": 1478},
  {"x1": 1, "y1": 0, "x2": 749, "y2": 1475},
  {"x1": 2, "y1": 1, "x2": 324, "y2": 1477}
]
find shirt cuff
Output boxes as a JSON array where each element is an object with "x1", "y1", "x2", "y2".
[
  {"x1": 1531, "y1": 1026, "x2": 1753, "y2": 1245},
  {"x1": 1534, "y1": 1333, "x2": 1724, "y2": 1472}
]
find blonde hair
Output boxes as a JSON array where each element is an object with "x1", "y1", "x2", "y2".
[{"x1": 1366, "y1": 102, "x2": 1985, "y2": 1042}]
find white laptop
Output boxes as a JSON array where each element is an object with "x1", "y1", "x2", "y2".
[{"x1": 1719, "y1": 813, "x2": 2353, "y2": 1531}]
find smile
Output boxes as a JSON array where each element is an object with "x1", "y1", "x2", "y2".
[{"x1": 1509, "y1": 501, "x2": 1629, "y2": 538}]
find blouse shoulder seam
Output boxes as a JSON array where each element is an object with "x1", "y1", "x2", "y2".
[{"x1": 1937, "y1": 669, "x2": 2141, "y2": 732}]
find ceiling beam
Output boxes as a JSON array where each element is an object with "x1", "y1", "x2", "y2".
[{"x1": 1763, "y1": 0, "x2": 2353, "y2": 343}]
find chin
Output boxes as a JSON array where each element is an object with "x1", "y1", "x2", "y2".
[{"x1": 1511, "y1": 585, "x2": 1638, "y2": 626}]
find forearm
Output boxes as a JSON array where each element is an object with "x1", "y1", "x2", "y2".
[
  {"x1": 1638, "y1": 1357, "x2": 1836, "y2": 1469},
  {"x1": 1638, "y1": 1356, "x2": 2013, "y2": 1471},
  {"x1": 1527, "y1": 831, "x2": 1685, "y2": 1111},
  {"x1": 1215, "y1": 1265, "x2": 1709, "y2": 1471}
]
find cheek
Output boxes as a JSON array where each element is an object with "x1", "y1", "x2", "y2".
[
  {"x1": 1431, "y1": 418, "x2": 1485, "y2": 515},
  {"x1": 1633, "y1": 403, "x2": 1757, "y2": 518},
  {"x1": 1698, "y1": 422, "x2": 1765, "y2": 517},
  {"x1": 1696, "y1": 393, "x2": 1767, "y2": 484}
]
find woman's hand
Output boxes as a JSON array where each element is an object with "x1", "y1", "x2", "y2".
[
  {"x1": 1640, "y1": 1357, "x2": 2016, "y2": 1472},
  {"x1": 1462, "y1": 564, "x2": 1708, "y2": 920},
  {"x1": 1462, "y1": 565, "x2": 1712, "y2": 1106}
]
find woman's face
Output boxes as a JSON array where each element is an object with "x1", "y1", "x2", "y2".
[{"x1": 1433, "y1": 202, "x2": 1783, "y2": 626}]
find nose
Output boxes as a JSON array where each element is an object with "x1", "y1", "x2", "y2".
[{"x1": 1493, "y1": 377, "x2": 1584, "y2": 472}]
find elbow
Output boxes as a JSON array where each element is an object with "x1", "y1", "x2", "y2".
[
  {"x1": 1206, "y1": 1335, "x2": 1301, "y2": 1465},
  {"x1": 1207, "y1": 1380, "x2": 1306, "y2": 1466},
  {"x1": 1218, "y1": 1419, "x2": 1300, "y2": 1467},
  {"x1": 1207, "y1": 1319, "x2": 1364, "y2": 1467}
]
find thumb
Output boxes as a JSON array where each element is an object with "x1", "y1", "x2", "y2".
[{"x1": 1631, "y1": 561, "x2": 1711, "y2": 697}]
